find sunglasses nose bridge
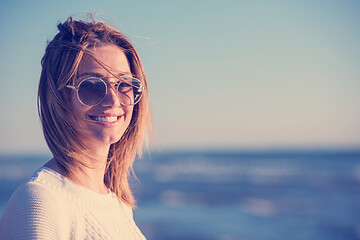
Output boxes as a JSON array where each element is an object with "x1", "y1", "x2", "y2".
[
  {"x1": 106, "y1": 82, "x2": 119, "y2": 92},
  {"x1": 101, "y1": 82, "x2": 121, "y2": 106}
]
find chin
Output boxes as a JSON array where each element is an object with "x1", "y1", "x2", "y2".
[
  {"x1": 102, "y1": 134, "x2": 123, "y2": 145},
  {"x1": 108, "y1": 136, "x2": 123, "y2": 145},
  {"x1": 81, "y1": 123, "x2": 129, "y2": 147},
  {"x1": 86, "y1": 130, "x2": 123, "y2": 146},
  {"x1": 86, "y1": 137, "x2": 119, "y2": 148}
]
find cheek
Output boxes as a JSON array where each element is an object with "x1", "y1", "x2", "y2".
[
  {"x1": 125, "y1": 106, "x2": 134, "y2": 123},
  {"x1": 69, "y1": 91, "x2": 79, "y2": 110},
  {"x1": 121, "y1": 106, "x2": 133, "y2": 131},
  {"x1": 69, "y1": 93, "x2": 89, "y2": 120}
]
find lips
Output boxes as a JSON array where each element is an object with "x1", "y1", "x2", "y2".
[{"x1": 89, "y1": 115, "x2": 118, "y2": 123}]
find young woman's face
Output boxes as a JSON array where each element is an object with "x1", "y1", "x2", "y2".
[{"x1": 70, "y1": 44, "x2": 134, "y2": 147}]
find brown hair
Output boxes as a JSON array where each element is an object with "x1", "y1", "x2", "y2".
[{"x1": 38, "y1": 15, "x2": 151, "y2": 208}]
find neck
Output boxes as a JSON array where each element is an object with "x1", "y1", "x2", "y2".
[{"x1": 45, "y1": 145, "x2": 111, "y2": 195}]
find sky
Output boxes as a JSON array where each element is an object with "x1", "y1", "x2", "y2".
[{"x1": 0, "y1": 0, "x2": 359, "y2": 153}]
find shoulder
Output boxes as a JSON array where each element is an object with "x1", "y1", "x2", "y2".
[
  {"x1": 3, "y1": 168, "x2": 67, "y2": 215},
  {"x1": 3, "y1": 178, "x2": 61, "y2": 215},
  {"x1": 122, "y1": 201, "x2": 134, "y2": 218},
  {"x1": 0, "y1": 172, "x2": 72, "y2": 239}
]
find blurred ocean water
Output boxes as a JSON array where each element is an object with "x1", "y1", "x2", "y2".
[{"x1": 0, "y1": 150, "x2": 360, "y2": 240}]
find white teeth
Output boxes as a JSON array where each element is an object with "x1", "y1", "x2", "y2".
[{"x1": 91, "y1": 116, "x2": 118, "y2": 122}]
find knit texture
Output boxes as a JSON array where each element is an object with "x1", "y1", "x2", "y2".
[{"x1": 0, "y1": 167, "x2": 146, "y2": 240}]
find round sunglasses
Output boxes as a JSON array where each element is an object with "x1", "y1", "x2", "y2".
[{"x1": 66, "y1": 77, "x2": 144, "y2": 107}]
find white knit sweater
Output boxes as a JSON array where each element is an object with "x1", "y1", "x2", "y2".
[{"x1": 0, "y1": 167, "x2": 146, "y2": 240}]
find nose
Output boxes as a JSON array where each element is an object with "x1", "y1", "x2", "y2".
[{"x1": 100, "y1": 84, "x2": 121, "y2": 107}]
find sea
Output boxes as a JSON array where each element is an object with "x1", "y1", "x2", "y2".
[{"x1": 0, "y1": 150, "x2": 359, "y2": 240}]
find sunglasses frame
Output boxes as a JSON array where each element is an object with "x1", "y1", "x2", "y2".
[{"x1": 66, "y1": 77, "x2": 145, "y2": 107}]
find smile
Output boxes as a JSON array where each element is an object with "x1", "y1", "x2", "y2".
[{"x1": 89, "y1": 115, "x2": 119, "y2": 123}]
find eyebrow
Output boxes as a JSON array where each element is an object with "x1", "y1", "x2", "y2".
[{"x1": 77, "y1": 71, "x2": 133, "y2": 79}]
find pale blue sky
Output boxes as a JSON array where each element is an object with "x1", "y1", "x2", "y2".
[{"x1": 0, "y1": 0, "x2": 359, "y2": 153}]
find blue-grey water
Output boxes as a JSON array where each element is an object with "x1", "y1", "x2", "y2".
[{"x1": 0, "y1": 150, "x2": 360, "y2": 240}]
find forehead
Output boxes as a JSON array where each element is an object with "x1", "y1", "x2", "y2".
[{"x1": 78, "y1": 44, "x2": 131, "y2": 76}]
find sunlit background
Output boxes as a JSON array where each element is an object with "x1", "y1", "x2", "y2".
[
  {"x1": 0, "y1": 0, "x2": 359, "y2": 152},
  {"x1": 0, "y1": 1, "x2": 360, "y2": 240}
]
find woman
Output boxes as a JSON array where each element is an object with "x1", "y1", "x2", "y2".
[{"x1": 0, "y1": 15, "x2": 151, "y2": 239}]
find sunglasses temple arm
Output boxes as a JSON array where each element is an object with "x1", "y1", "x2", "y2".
[{"x1": 65, "y1": 85, "x2": 77, "y2": 90}]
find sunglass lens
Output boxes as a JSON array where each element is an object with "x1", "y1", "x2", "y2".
[
  {"x1": 78, "y1": 78, "x2": 106, "y2": 106},
  {"x1": 117, "y1": 78, "x2": 143, "y2": 106},
  {"x1": 132, "y1": 79, "x2": 143, "y2": 103}
]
